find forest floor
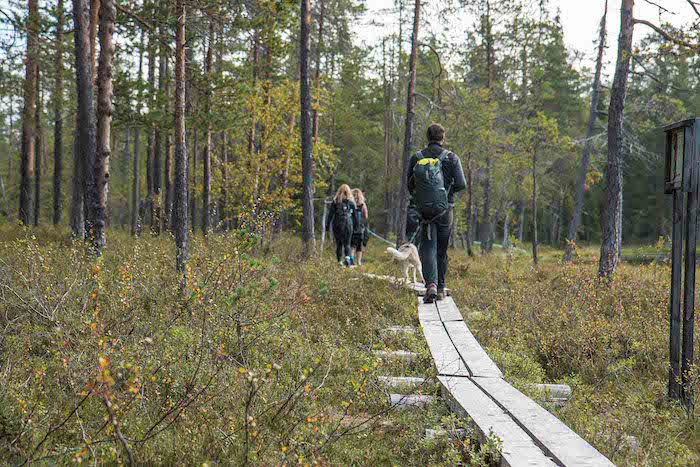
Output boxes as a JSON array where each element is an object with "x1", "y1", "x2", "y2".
[{"x1": 1, "y1": 225, "x2": 698, "y2": 465}]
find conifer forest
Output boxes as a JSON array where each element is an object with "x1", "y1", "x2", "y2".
[{"x1": 0, "y1": 0, "x2": 699, "y2": 464}]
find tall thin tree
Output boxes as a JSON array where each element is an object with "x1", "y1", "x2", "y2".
[
  {"x1": 53, "y1": 0, "x2": 65, "y2": 225},
  {"x1": 565, "y1": 0, "x2": 607, "y2": 262},
  {"x1": 174, "y1": 0, "x2": 188, "y2": 274},
  {"x1": 312, "y1": 0, "x2": 325, "y2": 142},
  {"x1": 300, "y1": 0, "x2": 316, "y2": 256},
  {"x1": 33, "y1": 65, "x2": 41, "y2": 227},
  {"x1": 19, "y1": 0, "x2": 39, "y2": 225},
  {"x1": 131, "y1": 31, "x2": 144, "y2": 236},
  {"x1": 93, "y1": 0, "x2": 116, "y2": 253},
  {"x1": 397, "y1": 0, "x2": 421, "y2": 245},
  {"x1": 480, "y1": 0, "x2": 494, "y2": 254},
  {"x1": 202, "y1": 17, "x2": 214, "y2": 236},
  {"x1": 599, "y1": 0, "x2": 634, "y2": 277},
  {"x1": 71, "y1": 0, "x2": 96, "y2": 239}
]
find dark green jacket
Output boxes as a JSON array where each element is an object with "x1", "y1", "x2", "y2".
[{"x1": 407, "y1": 142, "x2": 467, "y2": 206}]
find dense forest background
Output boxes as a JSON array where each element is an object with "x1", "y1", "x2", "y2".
[{"x1": 0, "y1": 0, "x2": 698, "y2": 258}]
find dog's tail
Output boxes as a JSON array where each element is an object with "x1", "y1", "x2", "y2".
[{"x1": 387, "y1": 247, "x2": 412, "y2": 261}]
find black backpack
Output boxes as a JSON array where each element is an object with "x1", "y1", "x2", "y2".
[
  {"x1": 353, "y1": 204, "x2": 365, "y2": 235},
  {"x1": 413, "y1": 149, "x2": 450, "y2": 219},
  {"x1": 333, "y1": 200, "x2": 354, "y2": 233}
]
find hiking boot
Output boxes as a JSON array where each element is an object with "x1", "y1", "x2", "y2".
[
  {"x1": 436, "y1": 288, "x2": 446, "y2": 301},
  {"x1": 424, "y1": 284, "x2": 438, "y2": 304}
]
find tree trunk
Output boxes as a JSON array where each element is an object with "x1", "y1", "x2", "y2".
[
  {"x1": 152, "y1": 9, "x2": 167, "y2": 234},
  {"x1": 490, "y1": 166, "x2": 512, "y2": 251},
  {"x1": 93, "y1": 0, "x2": 115, "y2": 254},
  {"x1": 466, "y1": 154, "x2": 474, "y2": 256},
  {"x1": 174, "y1": 0, "x2": 188, "y2": 274},
  {"x1": 397, "y1": 0, "x2": 420, "y2": 246},
  {"x1": 146, "y1": 13, "x2": 156, "y2": 228},
  {"x1": 186, "y1": 32, "x2": 195, "y2": 235},
  {"x1": 132, "y1": 127, "x2": 141, "y2": 236},
  {"x1": 312, "y1": 0, "x2": 325, "y2": 142},
  {"x1": 89, "y1": 0, "x2": 100, "y2": 82},
  {"x1": 202, "y1": 18, "x2": 214, "y2": 236},
  {"x1": 53, "y1": 0, "x2": 64, "y2": 225},
  {"x1": 551, "y1": 196, "x2": 561, "y2": 246},
  {"x1": 481, "y1": 158, "x2": 491, "y2": 253},
  {"x1": 219, "y1": 134, "x2": 228, "y2": 230},
  {"x1": 131, "y1": 31, "x2": 144, "y2": 236},
  {"x1": 599, "y1": 0, "x2": 634, "y2": 278},
  {"x1": 19, "y1": 0, "x2": 39, "y2": 226},
  {"x1": 278, "y1": 112, "x2": 296, "y2": 234},
  {"x1": 382, "y1": 39, "x2": 394, "y2": 238},
  {"x1": 565, "y1": 0, "x2": 607, "y2": 262},
  {"x1": 300, "y1": 0, "x2": 316, "y2": 256},
  {"x1": 71, "y1": 0, "x2": 96, "y2": 239},
  {"x1": 480, "y1": 0, "x2": 494, "y2": 254},
  {"x1": 532, "y1": 146, "x2": 538, "y2": 264},
  {"x1": 33, "y1": 67, "x2": 41, "y2": 227}
]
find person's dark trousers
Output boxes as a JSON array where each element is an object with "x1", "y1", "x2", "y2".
[
  {"x1": 334, "y1": 227, "x2": 352, "y2": 262},
  {"x1": 406, "y1": 206, "x2": 421, "y2": 245},
  {"x1": 419, "y1": 207, "x2": 453, "y2": 289}
]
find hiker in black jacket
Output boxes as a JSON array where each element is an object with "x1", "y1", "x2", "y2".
[
  {"x1": 325, "y1": 184, "x2": 358, "y2": 267},
  {"x1": 407, "y1": 123, "x2": 467, "y2": 302}
]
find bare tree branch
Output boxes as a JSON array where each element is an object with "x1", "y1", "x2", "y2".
[
  {"x1": 631, "y1": 54, "x2": 691, "y2": 92},
  {"x1": 633, "y1": 18, "x2": 698, "y2": 49},
  {"x1": 688, "y1": 0, "x2": 700, "y2": 18},
  {"x1": 641, "y1": 0, "x2": 676, "y2": 15}
]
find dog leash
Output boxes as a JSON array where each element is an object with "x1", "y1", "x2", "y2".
[{"x1": 367, "y1": 229, "x2": 397, "y2": 247}]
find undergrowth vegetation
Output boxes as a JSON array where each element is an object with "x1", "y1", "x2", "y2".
[
  {"x1": 0, "y1": 226, "x2": 503, "y2": 465},
  {"x1": 5, "y1": 224, "x2": 694, "y2": 465}
]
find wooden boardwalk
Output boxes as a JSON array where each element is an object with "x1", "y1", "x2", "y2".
[{"x1": 418, "y1": 295, "x2": 614, "y2": 467}]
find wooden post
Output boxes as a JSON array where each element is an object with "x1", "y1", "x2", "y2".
[
  {"x1": 320, "y1": 200, "x2": 328, "y2": 252},
  {"x1": 669, "y1": 187, "x2": 683, "y2": 400},
  {"x1": 682, "y1": 186, "x2": 696, "y2": 407},
  {"x1": 682, "y1": 122, "x2": 698, "y2": 408}
]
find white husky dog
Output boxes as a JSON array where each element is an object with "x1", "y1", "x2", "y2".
[{"x1": 387, "y1": 243, "x2": 424, "y2": 285}]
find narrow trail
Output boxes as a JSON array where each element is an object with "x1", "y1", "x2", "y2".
[{"x1": 367, "y1": 273, "x2": 615, "y2": 467}]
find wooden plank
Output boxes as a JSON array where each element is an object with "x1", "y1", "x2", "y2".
[
  {"x1": 444, "y1": 320, "x2": 503, "y2": 378},
  {"x1": 421, "y1": 321, "x2": 469, "y2": 377},
  {"x1": 531, "y1": 384, "x2": 572, "y2": 401},
  {"x1": 372, "y1": 350, "x2": 417, "y2": 364},
  {"x1": 418, "y1": 298, "x2": 440, "y2": 322},
  {"x1": 381, "y1": 326, "x2": 417, "y2": 335},
  {"x1": 389, "y1": 393, "x2": 435, "y2": 409},
  {"x1": 439, "y1": 376, "x2": 556, "y2": 467},
  {"x1": 378, "y1": 376, "x2": 429, "y2": 387},
  {"x1": 425, "y1": 428, "x2": 467, "y2": 440},
  {"x1": 435, "y1": 296, "x2": 464, "y2": 322},
  {"x1": 474, "y1": 377, "x2": 614, "y2": 467}
]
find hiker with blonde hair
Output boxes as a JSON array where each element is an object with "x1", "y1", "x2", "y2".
[
  {"x1": 325, "y1": 184, "x2": 359, "y2": 267},
  {"x1": 351, "y1": 188, "x2": 369, "y2": 266}
]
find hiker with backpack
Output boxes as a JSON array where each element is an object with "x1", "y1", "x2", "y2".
[
  {"x1": 326, "y1": 184, "x2": 359, "y2": 267},
  {"x1": 407, "y1": 123, "x2": 466, "y2": 303},
  {"x1": 351, "y1": 188, "x2": 369, "y2": 266}
]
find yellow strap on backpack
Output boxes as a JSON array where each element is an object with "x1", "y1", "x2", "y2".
[{"x1": 417, "y1": 158, "x2": 438, "y2": 166}]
